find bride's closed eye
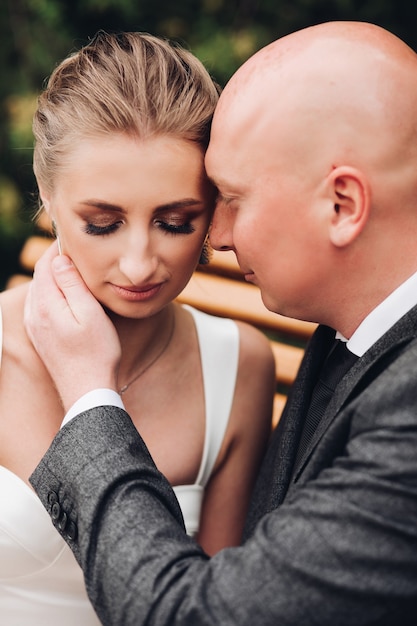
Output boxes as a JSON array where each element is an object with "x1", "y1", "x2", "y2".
[
  {"x1": 82, "y1": 221, "x2": 123, "y2": 236},
  {"x1": 154, "y1": 219, "x2": 195, "y2": 235}
]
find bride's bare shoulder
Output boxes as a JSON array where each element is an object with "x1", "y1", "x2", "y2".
[
  {"x1": 0, "y1": 281, "x2": 32, "y2": 352},
  {"x1": 0, "y1": 281, "x2": 31, "y2": 311}
]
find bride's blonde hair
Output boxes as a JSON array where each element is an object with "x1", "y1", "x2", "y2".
[{"x1": 33, "y1": 31, "x2": 220, "y2": 193}]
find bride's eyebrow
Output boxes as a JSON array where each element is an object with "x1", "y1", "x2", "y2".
[
  {"x1": 78, "y1": 198, "x2": 205, "y2": 215},
  {"x1": 155, "y1": 198, "x2": 205, "y2": 211},
  {"x1": 79, "y1": 199, "x2": 125, "y2": 214}
]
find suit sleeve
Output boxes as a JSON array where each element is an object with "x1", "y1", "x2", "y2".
[{"x1": 30, "y1": 356, "x2": 417, "y2": 625}]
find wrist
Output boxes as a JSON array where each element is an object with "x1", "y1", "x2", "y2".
[
  {"x1": 62, "y1": 388, "x2": 124, "y2": 427},
  {"x1": 59, "y1": 377, "x2": 118, "y2": 414}
]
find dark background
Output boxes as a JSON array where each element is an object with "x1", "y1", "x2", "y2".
[{"x1": 1, "y1": 0, "x2": 416, "y2": 289}]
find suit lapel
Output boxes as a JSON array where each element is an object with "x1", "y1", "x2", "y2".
[
  {"x1": 292, "y1": 307, "x2": 417, "y2": 480},
  {"x1": 244, "y1": 305, "x2": 417, "y2": 541}
]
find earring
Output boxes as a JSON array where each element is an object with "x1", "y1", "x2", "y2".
[
  {"x1": 51, "y1": 220, "x2": 63, "y2": 255},
  {"x1": 198, "y1": 237, "x2": 212, "y2": 265}
]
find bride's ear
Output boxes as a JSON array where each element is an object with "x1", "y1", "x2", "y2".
[
  {"x1": 326, "y1": 166, "x2": 371, "y2": 247},
  {"x1": 38, "y1": 187, "x2": 51, "y2": 216}
]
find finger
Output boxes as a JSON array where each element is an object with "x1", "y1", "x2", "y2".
[
  {"x1": 31, "y1": 240, "x2": 64, "y2": 307},
  {"x1": 51, "y1": 254, "x2": 103, "y2": 324},
  {"x1": 33, "y1": 238, "x2": 60, "y2": 275},
  {"x1": 26, "y1": 240, "x2": 61, "y2": 319}
]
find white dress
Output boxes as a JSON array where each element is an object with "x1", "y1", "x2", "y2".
[{"x1": 0, "y1": 304, "x2": 239, "y2": 625}]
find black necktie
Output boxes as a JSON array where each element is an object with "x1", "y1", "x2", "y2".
[{"x1": 294, "y1": 339, "x2": 358, "y2": 469}]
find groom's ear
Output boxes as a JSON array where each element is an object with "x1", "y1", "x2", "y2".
[{"x1": 326, "y1": 165, "x2": 371, "y2": 247}]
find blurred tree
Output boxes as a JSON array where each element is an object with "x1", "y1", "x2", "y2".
[{"x1": 1, "y1": 0, "x2": 417, "y2": 288}]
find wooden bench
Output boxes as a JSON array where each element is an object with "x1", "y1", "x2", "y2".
[{"x1": 7, "y1": 223, "x2": 315, "y2": 427}]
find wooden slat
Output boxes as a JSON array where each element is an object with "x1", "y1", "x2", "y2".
[
  {"x1": 5, "y1": 274, "x2": 31, "y2": 289},
  {"x1": 19, "y1": 236, "x2": 52, "y2": 272},
  {"x1": 177, "y1": 272, "x2": 316, "y2": 340},
  {"x1": 271, "y1": 341, "x2": 304, "y2": 387},
  {"x1": 273, "y1": 394, "x2": 287, "y2": 429}
]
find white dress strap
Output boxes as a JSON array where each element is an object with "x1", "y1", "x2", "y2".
[{"x1": 184, "y1": 305, "x2": 240, "y2": 487}]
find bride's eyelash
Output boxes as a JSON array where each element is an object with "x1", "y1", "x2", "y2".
[
  {"x1": 156, "y1": 220, "x2": 195, "y2": 235},
  {"x1": 82, "y1": 219, "x2": 196, "y2": 237},
  {"x1": 83, "y1": 222, "x2": 121, "y2": 236}
]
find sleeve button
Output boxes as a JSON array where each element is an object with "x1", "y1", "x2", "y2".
[
  {"x1": 48, "y1": 491, "x2": 58, "y2": 505},
  {"x1": 66, "y1": 521, "x2": 78, "y2": 541},
  {"x1": 58, "y1": 511, "x2": 68, "y2": 531},
  {"x1": 51, "y1": 501, "x2": 61, "y2": 521}
]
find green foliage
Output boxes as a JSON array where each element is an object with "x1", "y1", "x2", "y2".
[{"x1": 1, "y1": 0, "x2": 417, "y2": 288}]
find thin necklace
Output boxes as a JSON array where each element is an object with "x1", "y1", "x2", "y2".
[{"x1": 118, "y1": 311, "x2": 176, "y2": 395}]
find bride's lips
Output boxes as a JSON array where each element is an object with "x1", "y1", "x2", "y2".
[{"x1": 110, "y1": 282, "x2": 163, "y2": 301}]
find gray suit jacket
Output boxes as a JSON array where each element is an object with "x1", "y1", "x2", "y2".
[{"x1": 30, "y1": 307, "x2": 417, "y2": 625}]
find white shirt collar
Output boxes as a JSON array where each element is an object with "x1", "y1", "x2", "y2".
[{"x1": 336, "y1": 270, "x2": 417, "y2": 357}]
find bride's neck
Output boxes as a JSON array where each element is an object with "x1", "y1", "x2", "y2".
[{"x1": 108, "y1": 304, "x2": 175, "y2": 382}]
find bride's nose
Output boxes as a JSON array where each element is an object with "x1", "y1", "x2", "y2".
[{"x1": 119, "y1": 236, "x2": 158, "y2": 284}]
